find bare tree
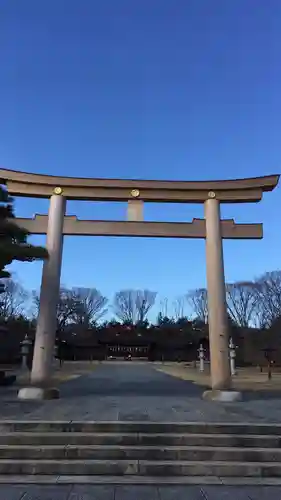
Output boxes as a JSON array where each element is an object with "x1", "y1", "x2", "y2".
[
  {"x1": 226, "y1": 281, "x2": 258, "y2": 327},
  {"x1": 113, "y1": 289, "x2": 157, "y2": 324},
  {"x1": 173, "y1": 295, "x2": 187, "y2": 320},
  {"x1": 252, "y1": 271, "x2": 281, "y2": 328},
  {"x1": 57, "y1": 288, "x2": 80, "y2": 330},
  {"x1": 136, "y1": 290, "x2": 157, "y2": 323},
  {"x1": 157, "y1": 297, "x2": 172, "y2": 326},
  {"x1": 32, "y1": 287, "x2": 78, "y2": 331},
  {"x1": 0, "y1": 279, "x2": 28, "y2": 319},
  {"x1": 113, "y1": 290, "x2": 137, "y2": 324},
  {"x1": 187, "y1": 288, "x2": 208, "y2": 323},
  {"x1": 33, "y1": 286, "x2": 108, "y2": 329},
  {"x1": 71, "y1": 287, "x2": 108, "y2": 326},
  {"x1": 159, "y1": 297, "x2": 169, "y2": 318}
]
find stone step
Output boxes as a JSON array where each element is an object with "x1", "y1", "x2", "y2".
[
  {"x1": 1, "y1": 421, "x2": 281, "y2": 479},
  {"x1": 0, "y1": 444, "x2": 280, "y2": 462},
  {"x1": 2, "y1": 475, "x2": 281, "y2": 485},
  {"x1": 138, "y1": 460, "x2": 281, "y2": 477},
  {"x1": 1, "y1": 420, "x2": 281, "y2": 435},
  {"x1": 0, "y1": 459, "x2": 280, "y2": 476},
  {"x1": 0, "y1": 432, "x2": 279, "y2": 448}
]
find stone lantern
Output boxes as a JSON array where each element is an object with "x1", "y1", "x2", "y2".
[
  {"x1": 20, "y1": 335, "x2": 32, "y2": 371},
  {"x1": 198, "y1": 344, "x2": 205, "y2": 372},
  {"x1": 229, "y1": 337, "x2": 237, "y2": 376}
]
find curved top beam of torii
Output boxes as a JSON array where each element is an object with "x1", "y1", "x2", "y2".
[{"x1": 0, "y1": 168, "x2": 279, "y2": 203}]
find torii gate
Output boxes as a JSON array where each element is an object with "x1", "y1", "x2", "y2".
[{"x1": 0, "y1": 169, "x2": 278, "y2": 401}]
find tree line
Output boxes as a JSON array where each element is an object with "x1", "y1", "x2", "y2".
[
  {"x1": 187, "y1": 271, "x2": 281, "y2": 329},
  {"x1": 1, "y1": 270, "x2": 281, "y2": 332}
]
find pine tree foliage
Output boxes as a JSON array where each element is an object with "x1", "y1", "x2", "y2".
[{"x1": 0, "y1": 185, "x2": 47, "y2": 287}]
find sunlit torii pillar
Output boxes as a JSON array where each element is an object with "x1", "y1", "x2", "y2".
[
  {"x1": 18, "y1": 188, "x2": 66, "y2": 400},
  {"x1": 203, "y1": 191, "x2": 241, "y2": 402}
]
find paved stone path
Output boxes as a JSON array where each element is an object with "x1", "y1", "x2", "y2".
[
  {"x1": 0, "y1": 484, "x2": 280, "y2": 499},
  {"x1": 0, "y1": 363, "x2": 281, "y2": 497},
  {"x1": 1, "y1": 362, "x2": 281, "y2": 422}
]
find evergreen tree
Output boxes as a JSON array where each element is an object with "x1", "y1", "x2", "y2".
[{"x1": 0, "y1": 185, "x2": 47, "y2": 288}]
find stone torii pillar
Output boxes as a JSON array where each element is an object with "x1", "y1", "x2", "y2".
[
  {"x1": 203, "y1": 192, "x2": 241, "y2": 402},
  {"x1": 18, "y1": 189, "x2": 66, "y2": 400}
]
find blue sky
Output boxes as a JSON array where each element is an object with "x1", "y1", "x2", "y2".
[{"x1": 0, "y1": 0, "x2": 280, "y2": 317}]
